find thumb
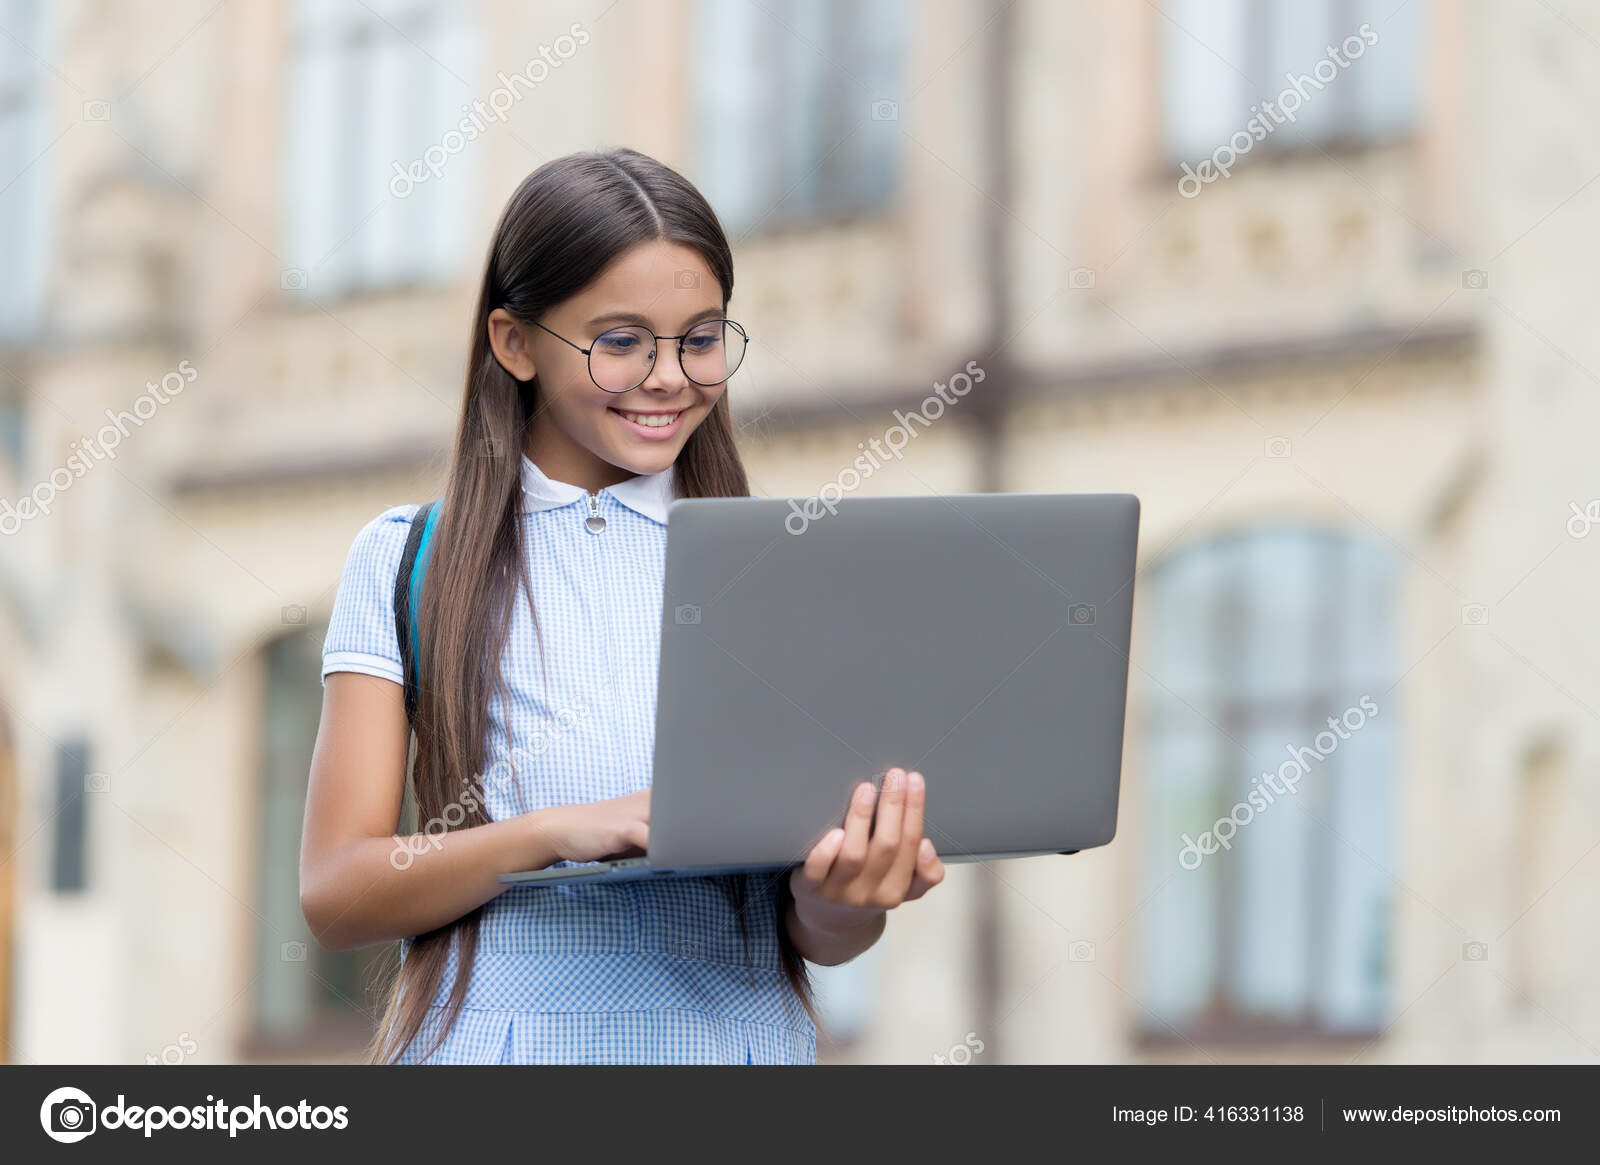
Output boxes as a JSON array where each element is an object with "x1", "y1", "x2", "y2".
[{"x1": 796, "y1": 828, "x2": 845, "y2": 890}]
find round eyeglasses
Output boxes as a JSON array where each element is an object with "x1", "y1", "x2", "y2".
[{"x1": 531, "y1": 317, "x2": 749, "y2": 394}]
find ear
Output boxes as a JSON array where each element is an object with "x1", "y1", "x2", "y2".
[{"x1": 487, "y1": 308, "x2": 538, "y2": 382}]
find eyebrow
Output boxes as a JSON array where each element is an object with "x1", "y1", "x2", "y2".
[{"x1": 584, "y1": 306, "x2": 725, "y2": 332}]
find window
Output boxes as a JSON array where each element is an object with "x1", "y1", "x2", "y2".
[
  {"x1": 1509, "y1": 735, "x2": 1565, "y2": 1011},
  {"x1": 1138, "y1": 527, "x2": 1397, "y2": 1039},
  {"x1": 282, "y1": 0, "x2": 475, "y2": 298},
  {"x1": 0, "y1": 0, "x2": 48, "y2": 340},
  {"x1": 692, "y1": 0, "x2": 905, "y2": 235},
  {"x1": 253, "y1": 628, "x2": 380, "y2": 1048},
  {"x1": 1161, "y1": 0, "x2": 1420, "y2": 164},
  {"x1": 51, "y1": 737, "x2": 90, "y2": 893}
]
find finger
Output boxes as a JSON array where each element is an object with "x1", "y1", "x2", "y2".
[
  {"x1": 885, "y1": 769, "x2": 926, "y2": 889},
  {"x1": 826, "y1": 781, "x2": 877, "y2": 887},
  {"x1": 905, "y1": 838, "x2": 945, "y2": 901},
  {"x1": 796, "y1": 828, "x2": 845, "y2": 890},
  {"x1": 867, "y1": 768, "x2": 907, "y2": 875}
]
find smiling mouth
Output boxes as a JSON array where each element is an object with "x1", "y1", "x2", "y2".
[{"x1": 610, "y1": 408, "x2": 683, "y2": 429}]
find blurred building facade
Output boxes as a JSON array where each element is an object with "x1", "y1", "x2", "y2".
[{"x1": 1, "y1": 0, "x2": 1597, "y2": 1063}]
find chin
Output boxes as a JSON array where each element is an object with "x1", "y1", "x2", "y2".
[{"x1": 603, "y1": 441, "x2": 683, "y2": 477}]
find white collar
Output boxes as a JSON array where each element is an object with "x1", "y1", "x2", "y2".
[{"x1": 519, "y1": 454, "x2": 675, "y2": 525}]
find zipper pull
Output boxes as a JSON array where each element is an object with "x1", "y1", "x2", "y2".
[{"x1": 585, "y1": 492, "x2": 606, "y2": 534}]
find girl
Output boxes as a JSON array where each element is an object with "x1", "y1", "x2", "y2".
[{"x1": 301, "y1": 148, "x2": 946, "y2": 1065}]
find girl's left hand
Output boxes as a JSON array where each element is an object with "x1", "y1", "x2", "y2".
[{"x1": 788, "y1": 767, "x2": 945, "y2": 939}]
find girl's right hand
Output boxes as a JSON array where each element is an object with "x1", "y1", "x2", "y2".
[{"x1": 540, "y1": 789, "x2": 651, "y2": 864}]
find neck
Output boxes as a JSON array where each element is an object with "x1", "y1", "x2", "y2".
[{"x1": 523, "y1": 428, "x2": 635, "y2": 494}]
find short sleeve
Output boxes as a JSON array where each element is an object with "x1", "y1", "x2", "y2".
[{"x1": 321, "y1": 503, "x2": 422, "y2": 686}]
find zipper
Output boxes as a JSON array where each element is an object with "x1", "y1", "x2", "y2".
[{"x1": 584, "y1": 491, "x2": 606, "y2": 534}]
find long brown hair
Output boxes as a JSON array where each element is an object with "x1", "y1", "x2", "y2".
[{"x1": 368, "y1": 149, "x2": 812, "y2": 1064}]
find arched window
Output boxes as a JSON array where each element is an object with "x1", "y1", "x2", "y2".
[{"x1": 1138, "y1": 526, "x2": 1397, "y2": 1040}]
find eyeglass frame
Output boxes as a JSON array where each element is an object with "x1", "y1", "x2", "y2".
[{"x1": 527, "y1": 316, "x2": 751, "y2": 394}]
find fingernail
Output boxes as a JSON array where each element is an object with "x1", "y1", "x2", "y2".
[
  {"x1": 856, "y1": 782, "x2": 876, "y2": 805},
  {"x1": 908, "y1": 770, "x2": 924, "y2": 793},
  {"x1": 884, "y1": 768, "x2": 903, "y2": 791}
]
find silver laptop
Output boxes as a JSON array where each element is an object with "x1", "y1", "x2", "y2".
[{"x1": 500, "y1": 491, "x2": 1140, "y2": 886}]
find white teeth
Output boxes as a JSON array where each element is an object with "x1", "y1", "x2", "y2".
[{"x1": 618, "y1": 411, "x2": 679, "y2": 428}]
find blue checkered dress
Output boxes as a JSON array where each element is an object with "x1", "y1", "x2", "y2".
[{"x1": 322, "y1": 455, "x2": 816, "y2": 1064}]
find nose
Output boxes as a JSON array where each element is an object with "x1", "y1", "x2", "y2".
[{"x1": 637, "y1": 335, "x2": 690, "y2": 393}]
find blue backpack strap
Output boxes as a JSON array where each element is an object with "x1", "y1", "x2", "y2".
[{"x1": 393, "y1": 499, "x2": 442, "y2": 727}]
